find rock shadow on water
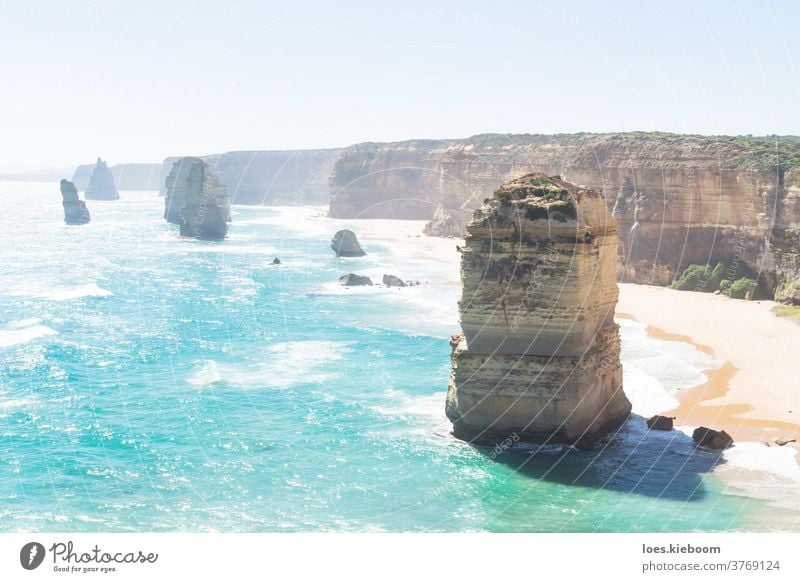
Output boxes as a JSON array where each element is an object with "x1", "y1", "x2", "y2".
[{"x1": 480, "y1": 414, "x2": 727, "y2": 502}]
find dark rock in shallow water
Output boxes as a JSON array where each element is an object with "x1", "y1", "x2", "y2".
[
  {"x1": 646, "y1": 415, "x2": 674, "y2": 431},
  {"x1": 330, "y1": 229, "x2": 366, "y2": 257},
  {"x1": 339, "y1": 273, "x2": 373, "y2": 286},
  {"x1": 84, "y1": 158, "x2": 119, "y2": 200},
  {"x1": 271, "y1": 258, "x2": 281, "y2": 265},
  {"x1": 692, "y1": 427, "x2": 733, "y2": 450},
  {"x1": 382, "y1": 274, "x2": 406, "y2": 287},
  {"x1": 60, "y1": 179, "x2": 91, "y2": 224},
  {"x1": 164, "y1": 157, "x2": 231, "y2": 240}
]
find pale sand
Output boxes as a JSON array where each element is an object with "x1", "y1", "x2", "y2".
[{"x1": 617, "y1": 283, "x2": 800, "y2": 448}]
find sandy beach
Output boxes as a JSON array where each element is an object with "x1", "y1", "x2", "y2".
[{"x1": 617, "y1": 283, "x2": 800, "y2": 448}]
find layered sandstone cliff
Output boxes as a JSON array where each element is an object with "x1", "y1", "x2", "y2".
[
  {"x1": 328, "y1": 133, "x2": 800, "y2": 304},
  {"x1": 445, "y1": 174, "x2": 631, "y2": 446},
  {"x1": 164, "y1": 157, "x2": 231, "y2": 240}
]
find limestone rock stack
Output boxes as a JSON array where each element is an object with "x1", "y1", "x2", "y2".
[
  {"x1": 423, "y1": 201, "x2": 465, "y2": 237},
  {"x1": 164, "y1": 157, "x2": 231, "y2": 240},
  {"x1": 60, "y1": 179, "x2": 91, "y2": 225},
  {"x1": 445, "y1": 173, "x2": 631, "y2": 446},
  {"x1": 84, "y1": 158, "x2": 119, "y2": 200}
]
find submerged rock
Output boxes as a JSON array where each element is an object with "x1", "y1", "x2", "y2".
[
  {"x1": 164, "y1": 157, "x2": 231, "y2": 240},
  {"x1": 271, "y1": 258, "x2": 282, "y2": 265},
  {"x1": 646, "y1": 415, "x2": 674, "y2": 431},
  {"x1": 60, "y1": 179, "x2": 91, "y2": 225},
  {"x1": 84, "y1": 158, "x2": 119, "y2": 200},
  {"x1": 382, "y1": 274, "x2": 406, "y2": 287},
  {"x1": 330, "y1": 229, "x2": 366, "y2": 257},
  {"x1": 339, "y1": 273, "x2": 373, "y2": 286},
  {"x1": 446, "y1": 174, "x2": 631, "y2": 447},
  {"x1": 692, "y1": 427, "x2": 733, "y2": 450}
]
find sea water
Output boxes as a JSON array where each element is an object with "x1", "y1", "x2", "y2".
[{"x1": 0, "y1": 182, "x2": 797, "y2": 532}]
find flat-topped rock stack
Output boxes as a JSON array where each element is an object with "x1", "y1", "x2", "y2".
[
  {"x1": 445, "y1": 173, "x2": 631, "y2": 447},
  {"x1": 60, "y1": 179, "x2": 91, "y2": 225},
  {"x1": 84, "y1": 158, "x2": 119, "y2": 200},
  {"x1": 164, "y1": 157, "x2": 231, "y2": 240}
]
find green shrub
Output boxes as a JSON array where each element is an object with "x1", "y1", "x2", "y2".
[
  {"x1": 670, "y1": 261, "x2": 730, "y2": 293},
  {"x1": 719, "y1": 279, "x2": 732, "y2": 294},
  {"x1": 669, "y1": 264, "x2": 713, "y2": 291},
  {"x1": 726, "y1": 277, "x2": 757, "y2": 299},
  {"x1": 707, "y1": 261, "x2": 727, "y2": 291}
]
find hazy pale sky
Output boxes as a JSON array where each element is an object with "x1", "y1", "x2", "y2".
[{"x1": 1, "y1": 0, "x2": 798, "y2": 171}]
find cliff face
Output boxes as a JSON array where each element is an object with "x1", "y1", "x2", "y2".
[
  {"x1": 164, "y1": 157, "x2": 231, "y2": 240},
  {"x1": 72, "y1": 163, "x2": 163, "y2": 191},
  {"x1": 445, "y1": 174, "x2": 631, "y2": 446},
  {"x1": 329, "y1": 133, "x2": 800, "y2": 304},
  {"x1": 158, "y1": 149, "x2": 341, "y2": 205}
]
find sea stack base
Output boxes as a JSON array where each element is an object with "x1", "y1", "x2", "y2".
[{"x1": 446, "y1": 326, "x2": 631, "y2": 447}]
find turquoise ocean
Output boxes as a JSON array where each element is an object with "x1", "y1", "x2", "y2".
[{"x1": 1, "y1": 182, "x2": 798, "y2": 532}]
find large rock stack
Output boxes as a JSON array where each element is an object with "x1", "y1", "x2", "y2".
[
  {"x1": 445, "y1": 173, "x2": 631, "y2": 446},
  {"x1": 84, "y1": 158, "x2": 119, "y2": 200},
  {"x1": 60, "y1": 179, "x2": 91, "y2": 225},
  {"x1": 164, "y1": 157, "x2": 231, "y2": 240}
]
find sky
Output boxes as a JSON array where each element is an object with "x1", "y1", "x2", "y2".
[{"x1": 1, "y1": 0, "x2": 799, "y2": 171}]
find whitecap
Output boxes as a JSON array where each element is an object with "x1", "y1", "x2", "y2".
[
  {"x1": 372, "y1": 389, "x2": 446, "y2": 421},
  {"x1": 187, "y1": 360, "x2": 222, "y2": 387},
  {"x1": 7, "y1": 318, "x2": 42, "y2": 329},
  {"x1": 622, "y1": 364, "x2": 680, "y2": 418},
  {"x1": 0, "y1": 324, "x2": 58, "y2": 348},
  {"x1": 17, "y1": 283, "x2": 114, "y2": 301},
  {"x1": 721, "y1": 441, "x2": 800, "y2": 483},
  {"x1": 187, "y1": 341, "x2": 350, "y2": 390}
]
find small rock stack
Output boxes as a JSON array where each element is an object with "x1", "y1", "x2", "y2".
[
  {"x1": 60, "y1": 179, "x2": 91, "y2": 225},
  {"x1": 446, "y1": 174, "x2": 631, "y2": 446},
  {"x1": 164, "y1": 157, "x2": 231, "y2": 240}
]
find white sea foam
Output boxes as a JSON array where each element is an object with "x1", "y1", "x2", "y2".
[
  {"x1": 0, "y1": 323, "x2": 57, "y2": 348},
  {"x1": 622, "y1": 364, "x2": 680, "y2": 418},
  {"x1": 0, "y1": 398, "x2": 36, "y2": 411},
  {"x1": 7, "y1": 318, "x2": 42, "y2": 329},
  {"x1": 187, "y1": 360, "x2": 222, "y2": 387},
  {"x1": 372, "y1": 389, "x2": 446, "y2": 421},
  {"x1": 11, "y1": 283, "x2": 114, "y2": 301},
  {"x1": 256, "y1": 340, "x2": 349, "y2": 388},
  {"x1": 722, "y1": 441, "x2": 800, "y2": 483},
  {"x1": 187, "y1": 341, "x2": 350, "y2": 389}
]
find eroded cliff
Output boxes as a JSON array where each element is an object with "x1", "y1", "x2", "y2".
[
  {"x1": 328, "y1": 133, "x2": 800, "y2": 304},
  {"x1": 159, "y1": 149, "x2": 341, "y2": 205}
]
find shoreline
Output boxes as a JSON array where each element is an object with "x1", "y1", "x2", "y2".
[
  {"x1": 267, "y1": 208, "x2": 800, "y2": 484},
  {"x1": 617, "y1": 284, "x2": 800, "y2": 463}
]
